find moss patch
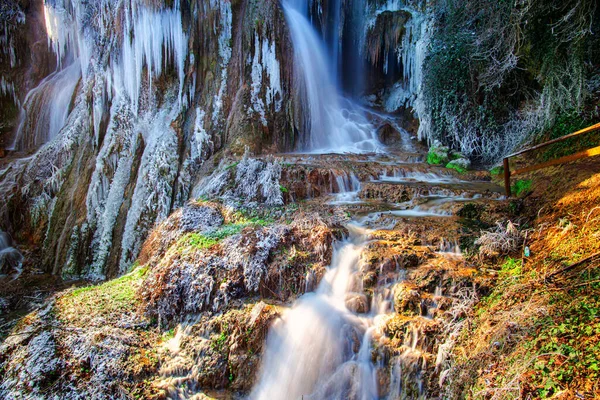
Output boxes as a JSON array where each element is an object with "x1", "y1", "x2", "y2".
[
  {"x1": 446, "y1": 162, "x2": 467, "y2": 174},
  {"x1": 57, "y1": 266, "x2": 149, "y2": 324},
  {"x1": 512, "y1": 179, "x2": 532, "y2": 197},
  {"x1": 427, "y1": 151, "x2": 446, "y2": 165}
]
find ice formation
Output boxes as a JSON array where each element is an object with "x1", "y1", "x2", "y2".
[
  {"x1": 251, "y1": 35, "x2": 283, "y2": 126},
  {"x1": 194, "y1": 154, "x2": 284, "y2": 208},
  {"x1": 210, "y1": 0, "x2": 233, "y2": 125}
]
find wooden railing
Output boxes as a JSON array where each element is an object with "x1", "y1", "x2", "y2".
[{"x1": 503, "y1": 122, "x2": 600, "y2": 196}]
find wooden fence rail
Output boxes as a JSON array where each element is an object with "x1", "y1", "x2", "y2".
[{"x1": 503, "y1": 122, "x2": 600, "y2": 197}]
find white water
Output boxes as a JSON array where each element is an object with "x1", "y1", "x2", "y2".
[
  {"x1": 252, "y1": 223, "x2": 378, "y2": 399},
  {"x1": 329, "y1": 172, "x2": 362, "y2": 204},
  {"x1": 283, "y1": 1, "x2": 381, "y2": 154},
  {"x1": 0, "y1": 230, "x2": 23, "y2": 276},
  {"x1": 10, "y1": 62, "x2": 81, "y2": 151},
  {"x1": 378, "y1": 169, "x2": 459, "y2": 184}
]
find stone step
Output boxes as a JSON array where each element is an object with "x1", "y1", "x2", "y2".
[
  {"x1": 359, "y1": 181, "x2": 503, "y2": 204},
  {"x1": 279, "y1": 157, "x2": 499, "y2": 203}
]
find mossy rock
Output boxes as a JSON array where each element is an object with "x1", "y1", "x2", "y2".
[
  {"x1": 427, "y1": 141, "x2": 450, "y2": 165},
  {"x1": 446, "y1": 158, "x2": 471, "y2": 174}
]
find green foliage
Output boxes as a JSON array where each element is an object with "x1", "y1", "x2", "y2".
[
  {"x1": 279, "y1": 185, "x2": 289, "y2": 194},
  {"x1": 512, "y1": 179, "x2": 532, "y2": 197},
  {"x1": 499, "y1": 258, "x2": 522, "y2": 279},
  {"x1": 422, "y1": 0, "x2": 597, "y2": 164},
  {"x1": 212, "y1": 324, "x2": 229, "y2": 352},
  {"x1": 162, "y1": 328, "x2": 176, "y2": 341},
  {"x1": 540, "y1": 112, "x2": 599, "y2": 161},
  {"x1": 490, "y1": 166, "x2": 503, "y2": 176},
  {"x1": 522, "y1": 279, "x2": 600, "y2": 397}
]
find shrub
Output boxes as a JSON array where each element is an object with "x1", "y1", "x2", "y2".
[
  {"x1": 475, "y1": 221, "x2": 523, "y2": 259},
  {"x1": 512, "y1": 179, "x2": 532, "y2": 197}
]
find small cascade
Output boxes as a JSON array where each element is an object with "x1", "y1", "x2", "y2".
[
  {"x1": 251, "y1": 223, "x2": 377, "y2": 399},
  {"x1": 378, "y1": 169, "x2": 458, "y2": 184},
  {"x1": 10, "y1": 62, "x2": 81, "y2": 151},
  {"x1": 437, "y1": 238, "x2": 462, "y2": 256},
  {"x1": 330, "y1": 171, "x2": 362, "y2": 204},
  {"x1": 0, "y1": 230, "x2": 23, "y2": 276},
  {"x1": 282, "y1": 0, "x2": 381, "y2": 153}
]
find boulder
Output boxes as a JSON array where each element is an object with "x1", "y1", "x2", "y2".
[
  {"x1": 377, "y1": 123, "x2": 402, "y2": 145},
  {"x1": 346, "y1": 293, "x2": 369, "y2": 313},
  {"x1": 393, "y1": 282, "x2": 421, "y2": 315}
]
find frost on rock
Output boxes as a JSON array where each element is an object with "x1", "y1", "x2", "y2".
[
  {"x1": 195, "y1": 155, "x2": 283, "y2": 208},
  {"x1": 210, "y1": 0, "x2": 233, "y2": 125},
  {"x1": 224, "y1": 224, "x2": 290, "y2": 292},
  {"x1": 118, "y1": 102, "x2": 180, "y2": 274},
  {"x1": 61, "y1": 327, "x2": 139, "y2": 395},
  {"x1": 250, "y1": 34, "x2": 283, "y2": 126},
  {"x1": 0, "y1": 330, "x2": 63, "y2": 398},
  {"x1": 143, "y1": 223, "x2": 291, "y2": 323},
  {"x1": 180, "y1": 203, "x2": 224, "y2": 233}
]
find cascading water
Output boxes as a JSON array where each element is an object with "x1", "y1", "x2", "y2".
[
  {"x1": 283, "y1": 0, "x2": 380, "y2": 153},
  {"x1": 10, "y1": 61, "x2": 81, "y2": 151},
  {"x1": 251, "y1": 223, "x2": 378, "y2": 399},
  {"x1": 0, "y1": 230, "x2": 23, "y2": 275},
  {"x1": 330, "y1": 172, "x2": 362, "y2": 204}
]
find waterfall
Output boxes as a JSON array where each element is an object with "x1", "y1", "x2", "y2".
[
  {"x1": 0, "y1": 230, "x2": 23, "y2": 276},
  {"x1": 10, "y1": 62, "x2": 81, "y2": 151},
  {"x1": 251, "y1": 223, "x2": 378, "y2": 399},
  {"x1": 283, "y1": 0, "x2": 380, "y2": 154}
]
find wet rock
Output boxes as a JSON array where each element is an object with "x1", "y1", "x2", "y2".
[
  {"x1": 393, "y1": 282, "x2": 421, "y2": 315},
  {"x1": 0, "y1": 248, "x2": 23, "y2": 275},
  {"x1": 377, "y1": 123, "x2": 402, "y2": 145},
  {"x1": 346, "y1": 293, "x2": 369, "y2": 314}
]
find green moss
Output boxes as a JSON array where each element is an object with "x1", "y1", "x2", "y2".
[
  {"x1": 225, "y1": 161, "x2": 239, "y2": 171},
  {"x1": 512, "y1": 179, "x2": 532, "y2": 197},
  {"x1": 490, "y1": 166, "x2": 504, "y2": 176},
  {"x1": 427, "y1": 152, "x2": 445, "y2": 165},
  {"x1": 174, "y1": 217, "x2": 273, "y2": 255},
  {"x1": 59, "y1": 266, "x2": 149, "y2": 320},
  {"x1": 445, "y1": 162, "x2": 467, "y2": 174},
  {"x1": 177, "y1": 233, "x2": 219, "y2": 252}
]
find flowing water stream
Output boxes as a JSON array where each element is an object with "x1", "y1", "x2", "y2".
[
  {"x1": 282, "y1": 0, "x2": 380, "y2": 153},
  {"x1": 251, "y1": 222, "x2": 379, "y2": 400}
]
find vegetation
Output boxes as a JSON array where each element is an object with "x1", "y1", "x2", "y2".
[
  {"x1": 57, "y1": 266, "x2": 149, "y2": 323},
  {"x1": 512, "y1": 179, "x2": 532, "y2": 197},
  {"x1": 446, "y1": 156, "x2": 600, "y2": 399},
  {"x1": 426, "y1": 151, "x2": 445, "y2": 165},
  {"x1": 422, "y1": 0, "x2": 600, "y2": 164},
  {"x1": 445, "y1": 162, "x2": 467, "y2": 174}
]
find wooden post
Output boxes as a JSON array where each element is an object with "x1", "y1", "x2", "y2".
[{"x1": 503, "y1": 157, "x2": 511, "y2": 197}]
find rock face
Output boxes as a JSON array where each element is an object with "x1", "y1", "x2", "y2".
[
  {"x1": 0, "y1": 0, "x2": 436, "y2": 281},
  {"x1": 0, "y1": 143, "x2": 509, "y2": 398},
  {"x1": 0, "y1": 0, "x2": 303, "y2": 280}
]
